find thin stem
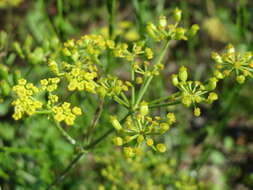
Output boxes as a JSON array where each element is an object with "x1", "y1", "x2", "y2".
[
  {"x1": 131, "y1": 63, "x2": 135, "y2": 107},
  {"x1": 149, "y1": 100, "x2": 181, "y2": 109},
  {"x1": 149, "y1": 92, "x2": 180, "y2": 105},
  {"x1": 134, "y1": 40, "x2": 170, "y2": 109},
  {"x1": 57, "y1": 0, "x2": 63, "y2": 19},
  {"x1": 46, "y1": 112, "x2": 130, "y2": 189},
  {"x1": 106, "y1": 0, "x2": 116, "y2": 40},
  {"x1": 113, "y1": 96, "x2": 129, "y2": 108},
  {"x1": 54, "y1": 121, "x2": 76, "y2": 146},
  {"x1": 86, "y1": 99, "x2": 104, "y2": 143},
  {"x1": 134, "y1": 76, "x2": 153, "y2": 109},
  {"x1": 46, "y1": 152, "x2": 85, "y2": 190},
  {"x1": 36, "y1": 110, "x2": 52, "y2": 114},
  {"x1": 120, "y1": 92, "x2": 130, "y2": 105}
]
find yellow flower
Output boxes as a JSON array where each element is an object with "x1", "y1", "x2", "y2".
[{"x1": 156, "y1": 143, "x2": 166, "y2": 153}]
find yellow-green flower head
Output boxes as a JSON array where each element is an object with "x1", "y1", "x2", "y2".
[
  {"x1": 156, "y1": 143, "x2": 166, "y2": 153},
  {"x1": 12, "y1": 79, "x2": 43, "y2": 120},
  {"x1": 110, "y1": 111, "x2": 174, "y2": 156},
  {"x1": 194, "y1": 107, "x2": 201, "y2": 117},
  {"x1": 178, "y1": 66, "x2": 188, "y2": 82},
  {"x1": 139, "y1": 101, "x2": 149, "y2": 117},
  {"x1": 212, "y1": 44, "x2": 253, "y2": 83},
  {"x1": 110, "y1": 116, "x2": 122, "y2": 131},
  {"x1": 172, "y1": 67, "x2": 218, "y2": 115},
  {"x1": 166, "y1": 112, "x2": 176, "y2": 125},
  {"x1": 47, "y1": 34, "x2": 110, "y2": 94},
  {"x1": 158, "y1": 15, "x2": 167, "y2": 29},
  {"x1": 173, "y1": 8, "x2": 182, "y2": 23},
  {"x1": 52, "y1": 102, "x2": 82, "y2": 126},
  {"x1": 40, "y1": 78, "x2": 60, "y2": 92},
  {"x1": 112, "y1": 136, "x2": 123, "y2": 146},
  {"x1": 146, "y1": 9, "x2": 197, "y2": 41},
  {"x1": 97, "y1": 75, "x2": 129, "y2": 98}
]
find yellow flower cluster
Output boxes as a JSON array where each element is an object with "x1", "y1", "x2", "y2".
[
  {"x1": 40, "y1": 77, "x2": 60, "y2": 92},
  {"x1": 132, "y1": 61, "x2": 164, "y2": 81},
  {"x1": 97, "y1": 75, "x2": 129, "y2": 98},
  {"x1": 212, "y1": 44, "x2": 253, "y2": 84},
  {"x1": 146, "y1": 8, "x2": 199, "y2": 41},
  {"x1": 11, "y1": 77, "x2": 82, "y2": 126},
  {"x1": 12, "y1": 79, "x2": 43, "y2": 120},
  {"x1": 172, "y1": 66, "x2": 218, "y2": 117},
  {"x1": 47, "y1": 35, "x2": 107, "y2": 94},
  {"x1": 110, "y1": 102, "x2": 176, "y2": 157},
  {"x1": 65, "y1": 63, "x2": 98, "y2": 93},
  {"x1": 112, "y1": 41, "x2": 153, "y2": 62},
  {"x1": 52, "y1": 102, "x2": 82, "y2": 126}
]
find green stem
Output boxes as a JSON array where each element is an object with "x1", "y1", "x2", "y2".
[
  {"x1": 120, "y1": 92, "x2": 129, "y2": 105},
  {"x1": 113, "y1": 95, "x2": 129, "y2": 108},
  {"x1": 46, "y1": 152, "x2": 86, "y2": 190},
  {"x1": 106, "y1": 0, "x2": 116, "y2": 40},
  {"x1": 134, "y1": 76, "x2": 153, "y2": 109},
  {"x1": 105, "y1": 0, "x2": 116, "y2": 73},
  {"x1": 131, "y1": 63, "x2": 135, "y2": 107},
  {"x1": 132, "y1": 0, "x2": 145, "y2": 39},
  {"x1": 36, "y1": 110, "x2": 52, "y2": 114},
  {"x1": 86, "y1": 100, "x2": 104, "y2": 144},
  {"x1": 46, "y1": 112, "x2": 131, "y2": 189},
  {"x1": 54, "y1": 121, "x2": 76, "y2": 146},
  {"x1": 134, "y1": 40, "x2": 170, "y2": 109},
  {"x1": 149, "y1": 92, "x2": 180, "y2": 105},
  {"x1": 149, "y1": 100, "x2": 181, "y2": 109}
]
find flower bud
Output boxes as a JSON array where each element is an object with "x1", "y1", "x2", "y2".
[
  {"x1": 123, "y1": 147, "x2": 135, "y2": 157},
  {"x1": 226, "y1": 44, "x2": 235, "y2": 54},
  {"x1": 146, "y1": 23, "x2": 158, "y2": 39},
  {"x1": 158, "y1": 16, "x2": 167, "y2": 29},
  {"x1": 160, "y1": 123, "x2": 170, "y2": 133},
  {"x1": 214, "y1": 70, "x2": 224, "y2": 79},
  {"x1": 171, "y1": 74, "x2": 179, "y2": 86},
  {"x1": 178, "y1": 66, "x2": 188, "y2": 82},
  {"x1": 182, "y1": 95, "x2": 191, "y2": 107},
  {"x1": 207, "y1": 92, "x2": 218, "y2": 103},
  {"x1": 110, "y1": 116, "x2": 122, "y2": 131},
  {"x1": 167, "y1": 112, "x2": 176, "y2": 124},
  {"x1": 175, "y1": 28, "x2": 187, "y2": 40},
  {"x1": 188, "y1": 24, "x2": 199, "y2": 37},
  {"x1": 211, "y1": 52, "x2": 223, "y2": 63},
  {"x1": 194, "y1": 107, "x2": 201, "y2": 117},
  {"x1": 137, "y1": 135, "x2": 144, "y2": 144},
  {"x1": 113, "y1": 137, "x2": 123, "y2": 146},
  {"x1": 140, "y1": 101, "x2": 149, "y2": 116},
  {"x1": 156, "y1": 143, "x2": 166, "y2": 152},
  {"x1": 146, "y1": 138, "x2": 154, "y2": 146},
  {"x1": 236, "y1": 75, "x2": 245, "y2": 84},
  {"x1": 206, "y1": 77, "x2": 218, "y2": 90},
  {"x1": 173, "y1": 8, "x2": 182, "y2": 23},
  {"x1": 136, "y1": 77, "x2": 143, "y2": 84}
]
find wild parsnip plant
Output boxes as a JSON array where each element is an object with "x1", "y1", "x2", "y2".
[{"x1": 2, "y1": 1, "x2": 253, "y2": 189}]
